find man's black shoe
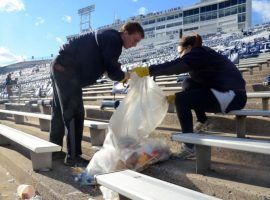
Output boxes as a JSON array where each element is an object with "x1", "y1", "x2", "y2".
[
  {"x1": 64, "y1": 155, "x2": 76, "y2": 166},
  {"x1": 64, "y1": 155, "x2": 88, "y2": 167}
]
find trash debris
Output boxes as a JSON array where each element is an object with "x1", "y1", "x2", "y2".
[
  {"x1": 17, "y1": 184, "x2": 35, "y2": 199},
  {"x1": 17, "y1": 184, "x2": 42, "y2": 200},
  {"x1": 71, "y1": 167, "x2": 96, "y2": 186},
  {"x1": 29, "y1": 195, "x2": 42, "y2": 200},
  {"x1": 8, "y1": 178, "x2": 15, "y2": 183}
]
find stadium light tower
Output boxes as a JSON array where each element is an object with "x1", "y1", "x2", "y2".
[{"x1": 78, "y1": 4, "x2": 95, "y2": 33}]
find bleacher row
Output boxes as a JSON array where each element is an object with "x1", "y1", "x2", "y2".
[
  {"x1": 1, "y1": 20, "x2": 270, "y2": 97},
  {"x1": 0, "y1": 53, "x2": 270, "y2": 199},
  {"x1": 0, "y1": 24, "x2": 270, "y2": 199}
]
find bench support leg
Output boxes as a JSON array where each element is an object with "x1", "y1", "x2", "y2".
[
  {"x1": 42, "y1": 106, "x2": 51, "y2": 114},
  {"x1": 89, "y1": 128, "x2": 106, "y2": 146},
  {"x1": 235, "y1": 116, "x2": 246, "y2": 138},
  {"x1": 39, "y1": 119, "x2": 50, "y2": 131},
  {"x1": 30, "y1": 152, "x2": 52, "y2": 171},
  {"x1": 262, "y1": 98, "x2": 269, "y2": 111},
  {"x1": 14, "y1": 115, "x2": 24, "y2": 124},
  {"x1": 0, "y1": 113, "x2": 7, "y2": 120},
  {"x1": 0, "y1": 135, "x2": 10, "y2": 145},
  {"x1": 249, "y1": 68, "x2": 253, "y2": 75},
  {"x1": 195, "y1": 145, "x2": 211, "y2": 174},
  {"x1": 167, "y1": 103, "x2": 175, "y2": 113}
]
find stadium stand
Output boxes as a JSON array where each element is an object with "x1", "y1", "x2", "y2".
[{"x1": 0, "y1": 19, "x2": 270, "y2": 199}]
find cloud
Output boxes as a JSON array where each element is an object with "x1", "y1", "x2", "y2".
[
  {"x1": 0, "y1": 46, "x2": 25, "y2": 67},
  {"x1": 45, "y1": 33, "x2": 53, "y2": 40},
  {"x1": 0, "y1": 0, "x2": 24, "y2": 12},
  {"x1": 132, "y1": 0, "x2": 138, "y2": 2},
  {"x1": 253, "y1": 0, "x2": 270, "y2": 21},
  {"x1": 62, "y1": 15, "x2": 72, "y2": 23},
  {"x1": 35, "y1": 17, "x2": 45, "y2": 26},
  {"x1": 137, "y1": 7, "x2": 148, "y2": 15},
  {"x1": 55, "y1": 37, "x2": 65, "y2": 45}
]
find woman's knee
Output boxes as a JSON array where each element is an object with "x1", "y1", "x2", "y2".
[{"x1": 226, "y1": 92, "x2": 247, "y2": 112}]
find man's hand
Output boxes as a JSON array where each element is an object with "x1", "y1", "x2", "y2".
[
  {"x1": 132, "y1": 67, "x2": 149, "y2": 77},
  {"x1": 166, "y1": 94, "x2": 176, "y2": 104}
]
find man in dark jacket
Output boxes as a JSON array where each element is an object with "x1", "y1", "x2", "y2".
[{"x1": 50, "y1": 21, "x2": 144, "y2": 166}]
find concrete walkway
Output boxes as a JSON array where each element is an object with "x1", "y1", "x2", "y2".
[{"x1": 0, "y1": 164, "x2": 18, "y2": 200}]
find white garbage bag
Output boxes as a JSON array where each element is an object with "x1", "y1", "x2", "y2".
[{"x1": 86, "y1": 73, "x2": 170, "y2": 199}]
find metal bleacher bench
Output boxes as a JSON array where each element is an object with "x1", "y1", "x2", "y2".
[
  {"x1": 0, "y1": 109, "x2": 109, "y2": 146},
  {"x1": 238, "y1": 63, "x2": 261, "y2": 75},
  {"x1": 0, "y1": 109, "x2": 51, "y2": 131},
  {"x1": 95, "y1": 169, "x2": 220, "y2": 200},
  {"x1": 0, "y1": 124, "x2": 61, "y2": 171},
  {"x1": 172, "y1": 133, "x2": 270, "y2": 174},
  {"x1": 218, "y1": 109, "x2": 270, "y2": 138},
  {"x1": 83, "y1": 95, "x2": 125, "y2": 101},
  {"x1": 247, "y1": 92, "x2": 270, "y2": 110},
  {"x1": 167, "y1": 101, "x2": 270, "y2": 138}
]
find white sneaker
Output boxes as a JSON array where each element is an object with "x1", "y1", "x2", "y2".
[{"x1": 194, "y1": 120, "x2": 210, "y2": 133}]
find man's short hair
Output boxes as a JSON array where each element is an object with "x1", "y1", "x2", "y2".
[{"x1": 119, "y1": 21, "x2": 145, "y2": 38}]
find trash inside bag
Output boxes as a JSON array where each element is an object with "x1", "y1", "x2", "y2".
[
  {"x1": 86, "y1": 74, "x2": 170, "y2": 173},
  {"x1": 116, "y1": 137, "x2": 171, "y2": 172},
  {"x1": 85, "y1": 74, "x2": 170, "y2": 199}
]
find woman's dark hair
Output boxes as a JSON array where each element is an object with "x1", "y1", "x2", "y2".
[
  {"x1": 119, "y1": 21, "x2": 145, "y2": 38},
  {"x1": 180, "y1": 34, "x2": 202, "y2": 48}
]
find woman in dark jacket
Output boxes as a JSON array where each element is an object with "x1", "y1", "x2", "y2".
[{"x1": 133, "y1": 34, "x2": 247, "y2": 159}]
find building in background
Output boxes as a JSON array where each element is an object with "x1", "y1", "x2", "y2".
[{"x1": 68, "y1": 0, "x2": 251, "y2": 44}]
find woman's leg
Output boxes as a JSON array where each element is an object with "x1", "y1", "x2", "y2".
[
  {"x1": 175, "y1": 88, "x2": 221, "y2": 149},
  {"x1": 181, "y1": 78, "x2": 221, "y2": 125},
  {"x1": 175, "y1": 88, "x2": 221, "y2": 133}
]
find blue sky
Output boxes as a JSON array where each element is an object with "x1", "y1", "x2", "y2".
[{"x1": 0, "y1": 0, "x2": 269, "y2": 67}]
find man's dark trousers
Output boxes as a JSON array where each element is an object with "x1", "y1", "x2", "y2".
[{"x1": 49, "y1": 58, "x2": 85, "y2": 159}]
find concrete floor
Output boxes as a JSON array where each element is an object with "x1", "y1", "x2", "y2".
[{"x1": 0, "y1": 164, "x2": 19, "y2": 200}]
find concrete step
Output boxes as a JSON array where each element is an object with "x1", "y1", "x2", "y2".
[
  {"x1": 1, "y1": 121, "x2": 270, "y2": 200},
  {"x1": 2, "y1": 116, "x2": 270, "y2": 173},
  {"x1": 0, "y1": 163, "x2": 19, "y2": 200},
  {"x1": 143, "y1": 160, "x2": 270, "y2": 200},
  {"x1": 0, "y1": 145, "x2": 101, "y2": 200}
]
